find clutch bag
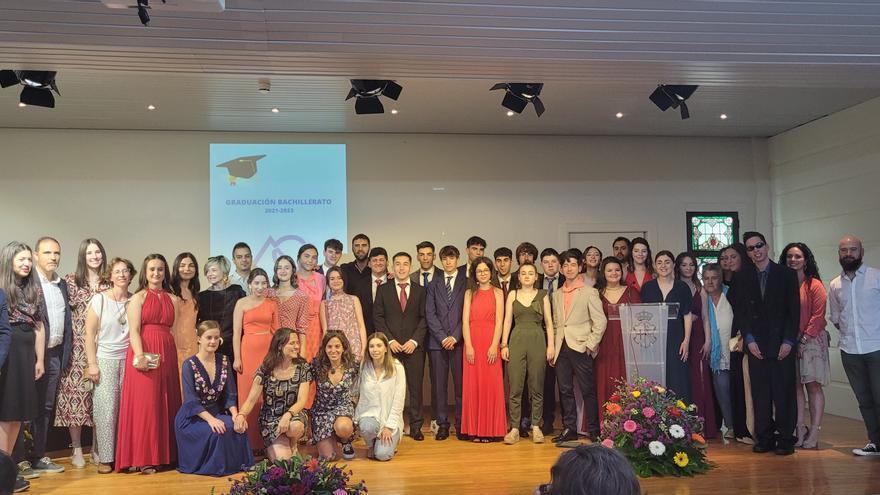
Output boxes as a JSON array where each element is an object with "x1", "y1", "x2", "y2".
[{"x1": 134, "y1": 353, "x2": 161, "y2": 369}]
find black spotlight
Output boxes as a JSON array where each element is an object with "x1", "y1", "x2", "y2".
[
  {"x1": 649, "y1": 84, "x2": 698, "y2": 120},
  {"x1": 345, "y1": 80, "x2": 402, "y2": 114},
  {"x1": 133, "y1": 0, "x2": 165, "y2": 26},
  {"x1": 490, "y1": 83, "x2": 545, "y2": 117},
  {"x1": 0, "y1": 70, "x2": 60, "y2": 108}
]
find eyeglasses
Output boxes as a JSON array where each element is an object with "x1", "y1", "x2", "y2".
[
  {"x1": 112, "y1": 269, "x2": 131, "y2": 275},
  {"x1": 746, "y1": 241, "x2": 766, "y2": 252}
]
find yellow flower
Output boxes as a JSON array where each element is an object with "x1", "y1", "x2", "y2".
[
  {"x1": 676, "y1": 400, "x2": 687, "y2": 410},
  {"x1": 654, "y1": 386, "x2": 666, "y2": 394},
  {"x1": 632, "y1": 390, "x2": 641, "y2": 398},
  {"x1": 673, "y1": 452, "x2": 689, "y2": 467}
]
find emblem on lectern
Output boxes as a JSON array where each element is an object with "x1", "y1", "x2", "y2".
[{"x1": 632, "y1": 309, "x2": 658, "y2": 348}]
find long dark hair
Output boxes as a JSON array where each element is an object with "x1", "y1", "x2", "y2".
[
  {"x1": 0, "y1": 241, "x2": 40, "y2": 308},
  {"x1": 626, "y1": 237, "x2": 654, "y2": 277},
  {"x1": 272, "y1": 255, "x2": 298, "y2": 288},
  {"x1": 581, "y1": 246, "x2": 603, "y2": 274},
  {"x1": 779, "y1": 242, "x2": 821, "y2": 280},
  {"x1": 136, "y1": 254, "x2": 172, "y2": 293},
  {"x1": 595, "y1": 256, "x2": 623, "y2": 295},
  {"x1": 260, "y1": 327, "x2": 305, "y2": 374},
  {"x1": 170, "y1": 252, "x2": 200, "y2": 307},
  {"x1": 468, "y1": 256, "x2": 496, "y2": 294},
  {"x1": 73, "y1": 238, "x2": 108, "y2": 288},
  {"x1": 718, "y1": 242, "x2": 752, "y2": 280},
  {"x1": 674, "y1": 252, "x2": 702, "y2": 290},
  {"x1": 314, "y1": 330, "x2": 356, "y2": 381}
]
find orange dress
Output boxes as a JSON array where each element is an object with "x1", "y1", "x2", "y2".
[
  {"x1": 297, "y1": 272, "x2": 325, "y2": 408},
  {"x1": 237, "y1": 298, "x2": 280, "y2": 449},
  {"x1": 172, "y1": 296, "x2": 198, "y2": 379}
]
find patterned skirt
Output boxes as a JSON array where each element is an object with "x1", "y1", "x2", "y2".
[
  {"x1": 54, "y1": 325, "x2": 93, "y2": 427},
  {"x1": 798, "y1": 331, "x2": 831, "y2": 386}
]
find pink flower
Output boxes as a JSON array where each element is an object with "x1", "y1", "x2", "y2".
[
  {"x1": 623, "y1": 420, "x2": 638, "y2": 433},
  {"x1": 642, "y1": 407, "x2": 655, "y2": 419},
  {"x1": 601, "y1": 438, "x2": 614, "y2": 448}
]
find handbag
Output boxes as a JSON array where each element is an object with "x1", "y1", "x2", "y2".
[{"x1": 133, "y1": 352, "x2": 161, "y2": 370}]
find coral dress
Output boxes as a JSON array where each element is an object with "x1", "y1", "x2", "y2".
[
  {"x1": 687, "y1": 288, "x2": 717, "y2": 438},
  {"x1": 594, "y1": 286, "x2": 640, "y2": 426},
  {"x1": 297, "y1": 271, "x2": 325, "y2": 407},
  {"x1": 461, "y1": 288, "x2": 507, "y2": 438},
  {"x1": 173, "y1": 296, "x2": 198, "y2": 379},
  {"x1": 238, "y1": 298, "x2": 280, "y2": 449},
  {"x1": 115, "y1": 289, "x2": 182, "y2": 471}
]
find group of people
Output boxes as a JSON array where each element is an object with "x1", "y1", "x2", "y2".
[{"x1": 0, "y1": 231, "x2": 878, "y2": 492}]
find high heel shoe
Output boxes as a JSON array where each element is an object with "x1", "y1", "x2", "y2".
[
  {"x1": 794, "y1": 425, "x2": 808, "y2": 448},
  {"x1": 802, "y1": 425, "x2": 821, "y2": 449}
]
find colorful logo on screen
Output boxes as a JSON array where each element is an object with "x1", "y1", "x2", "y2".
[
  {"x1": 216, "y1": 154, "x2": 265, "y2": 186},
  {"x1": 254, "y1": 235, "x2": 307, "y2": 267}
]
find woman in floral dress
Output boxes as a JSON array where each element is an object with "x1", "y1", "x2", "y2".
[{"x1": 310, "y1": 330, "x2": 359, "y2": 460}]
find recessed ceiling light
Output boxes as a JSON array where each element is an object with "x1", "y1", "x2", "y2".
[
  {"x1": 390, "y1": 109, "x2": 398, "y2": 115},
  {"x1": 720, "y1": 113, "x2": 728, "y2": 120},
  {"x1": 615, "y1": 112, "x2": 624, "y2": 118},
  {"x1": 18, "y1": 102, "x2": 26, "y2": 108},
  {"x1": 147, "y1": 104, "x2": 156, "y2": 110},
  {"x1": 506, "y1": 110, "x2": 515, "y2": 117},
  {"x1": 271, "y1": 107, "x2": 280, "y2": 113}
]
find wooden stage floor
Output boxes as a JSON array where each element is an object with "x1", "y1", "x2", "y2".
[{"x1": 29, "y1": 414, "x2": 880, "y2": 495}]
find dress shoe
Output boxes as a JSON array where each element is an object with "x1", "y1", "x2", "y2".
[
  {"x1": 775, "y1": 445, "x2": 795, "y2": 456},
  {"x1": 435, "y1": 426, "x2": 450, "y2": 441},
  {"x1": 752, "y1": 443, "x2": 776, "y2": 453},
  {"x1": 456, "y1": 431, "x2": 471, "y2": 441},
  {"x1": 541, "y1": 423, "x2": 555, "y2": 435},
  {"x1": 411, "y1": 430, "x2": 425, "y2": 441},
  {"x1": 553, "y1": 429, "x2": 578, "y2": 444}
]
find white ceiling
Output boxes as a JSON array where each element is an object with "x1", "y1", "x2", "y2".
[{"x1": 2, "y1": 0, "x2": 880, "y2": 136}]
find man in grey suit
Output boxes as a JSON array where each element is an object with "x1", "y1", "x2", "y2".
[{"x1": 552, "y1": 249, "x2": 607, "y2": 444}]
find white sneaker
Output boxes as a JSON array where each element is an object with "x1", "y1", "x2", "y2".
[
  {"x1": 70, "y1": 447, "x2": 86, "y2": 469},
  {"x1": 853, "y1": 443, "x2": 880, "y2": 456}
]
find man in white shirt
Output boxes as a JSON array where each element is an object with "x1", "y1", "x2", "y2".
[
  {"x1": 494, "y1": 247, "x2": 513, "y2": 301},
  {"x1": 18, "y1": 237, "x2": 70, "y2": 474},
  {"x1": 228, "y1": 242, "x2": 253, "y2": 295},
  {"x1": 410, "y1": 241, "x2": 441, "y2": 287},
  {"x1": 829, "y1": 235, "x2": 880, "y2": 456},
  {"x1": 317, "y1": 238, "x2": 343, "y2": 275},
  {"x1": 357, "y1": 247, "x2": 389, "y2": 334}
]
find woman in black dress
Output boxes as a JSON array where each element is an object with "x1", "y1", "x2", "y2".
[
  {"x1": 639, "y1": 250, "x2": 693, "y2": 403},
  {"x1": 198, "y1": 255, "x2": 246, "y2": 360},
  {"x1": 0, "y1": 242, "x2": 45, "y2": 460}
]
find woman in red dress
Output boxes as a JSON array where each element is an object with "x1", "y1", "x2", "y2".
[
  {"x1": 593, "y1": 257, "x2": 640, "y2": 427},
  {"x1": 624, "y1": 237, "x2": 654, "y2": 295},
  {"x1": 115, "y1": 254, "x2": 182, "y2": 473},
  {"x1": 676, "y1": 252, "x2": 717, "y2": 439},
  {"x1": 461, "y1": 257, "x2": 507, "y2": 441}
]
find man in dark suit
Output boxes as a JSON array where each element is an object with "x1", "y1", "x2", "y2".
[
  {"x1": 510, "y1": 242, "x2": 539, "y2": 290},
  {"x1": 16, "y1": 237, "x2": 71, "y2": 474},
  {"x1": 536, "y1": 247, "x2": 565, "y2": 434},
  {"x1": 459, "y1": 236, "x2": 486, "y2": 279},
  {"x1": 357, "y1": 247, "x2": 390, "y2": 334},
  {"x1": 410, "y1": 241, "x2": 442, "y2": 288},
  {"x1": 374, "y1": 251, "x2": 429, "y2": 441},
  {"x1": 425, "y1": 245, "x2": 468, "y2": 440},
  {"x1": 737, "y1": 231, "x2": 800, "y2": 455},
  {"x1": 493, "y1": 247, "x2": 514, "y2": 299},
  {"x1": 316, "y1": 238, "x2": 343, "y2": 275}
]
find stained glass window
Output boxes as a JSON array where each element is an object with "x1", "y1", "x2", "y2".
[{"x1": 686, "y1": 212, "x2": 740, "y2": 275}]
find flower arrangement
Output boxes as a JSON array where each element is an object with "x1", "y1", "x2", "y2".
[
  {"x1": 600, "y1": 377, "x2": 712, "y2": 477},
  {"x1": 224, "y1": 455, "x2": 368, "y2": 495}
]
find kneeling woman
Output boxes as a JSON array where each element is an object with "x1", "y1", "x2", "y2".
[
  {"x1": 311, "y1": 330, "x2": 359, "y2": 461},
  {"x1": 176, "y1": 320, "x2": 253, "y2": 476},
  {"x1": 355, "y1": 332, "x2": 406, "y2": 461},
  {"x1": 235, "y1": 328, "x2": 312, "y2": 461}
]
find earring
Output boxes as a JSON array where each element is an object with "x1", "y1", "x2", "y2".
[{"x1": 219, "y1": 337, "x2": 224, "y2": 346}]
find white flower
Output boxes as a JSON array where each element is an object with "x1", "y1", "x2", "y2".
[
  {"x1": 669, "y1": 424, "x2": 685, "y2": 439},
  {"x1": 648, "y1": 441, "x2": 666, "y2": 456}
]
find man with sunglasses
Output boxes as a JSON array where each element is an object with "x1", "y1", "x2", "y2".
[{"x1": 735, "y1": 232, "x2": 800, "y2": 456}]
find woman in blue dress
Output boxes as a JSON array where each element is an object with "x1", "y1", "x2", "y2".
[
  {"x1": 176, "y1": 320, "x2": 253, "y2": 476},
  {"x1": 639, "y1": 250, "x2": 693, "y2": 403}
]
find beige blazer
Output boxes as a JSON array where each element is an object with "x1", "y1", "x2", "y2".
[{"x1": 552, "y1": 284, "x2": 608, "y2": 364}]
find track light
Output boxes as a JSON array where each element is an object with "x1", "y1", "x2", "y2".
[
  {"x1": 649, "y1": 84, "x2": 698, "y2": 120},
  {"x1": 490, "y1": 83, "x2": 545, "y2": 117},
  {"x1": 345, "y1": 80, "x2": 402, "y2": 115},
  {"x1": 0, "y1": 70, "x2": 60, "y2": 108}
]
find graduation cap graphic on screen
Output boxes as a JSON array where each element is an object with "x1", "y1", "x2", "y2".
[{"x1": 216, "y1": 155, "x2": 265, "y2": 186}]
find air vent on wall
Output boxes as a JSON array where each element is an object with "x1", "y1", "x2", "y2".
[{"x1": 100, "y1": 0, "x2": 225, "y2": 11}]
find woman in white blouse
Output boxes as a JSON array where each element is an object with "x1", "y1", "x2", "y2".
[
  {"x1": 355, "y1": 332, "x2": 406, "y2": 461},
  {"x1": 702, "y1": 263, "x2": 735, "y2": 440}
]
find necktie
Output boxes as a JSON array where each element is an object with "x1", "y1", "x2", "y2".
[
  {"x1": 547, "y1": 277, "x2": 556, "y2": 297},
  {"x1": 374, "y1": 278, "x2": 382, "y2": 301},
  {"x1": 446, "y1": 276, "x2": 453, "y2": 302},
  {"x1": 399, "y1": 283, "x2": 408, "y2": 312},
  {"x1": 423, "y1": 272, "x2": 430, "y2": 287},
  {"x1": 502, "y1": 280, "x2": 509, "y2": 300},
  {"x1": 759, "y1": 270, "x2": 768, "y2": 298}
]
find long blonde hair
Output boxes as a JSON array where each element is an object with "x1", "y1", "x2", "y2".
[{"x1": 364, "y1": 332, "x2": 396, "y2": 378}]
